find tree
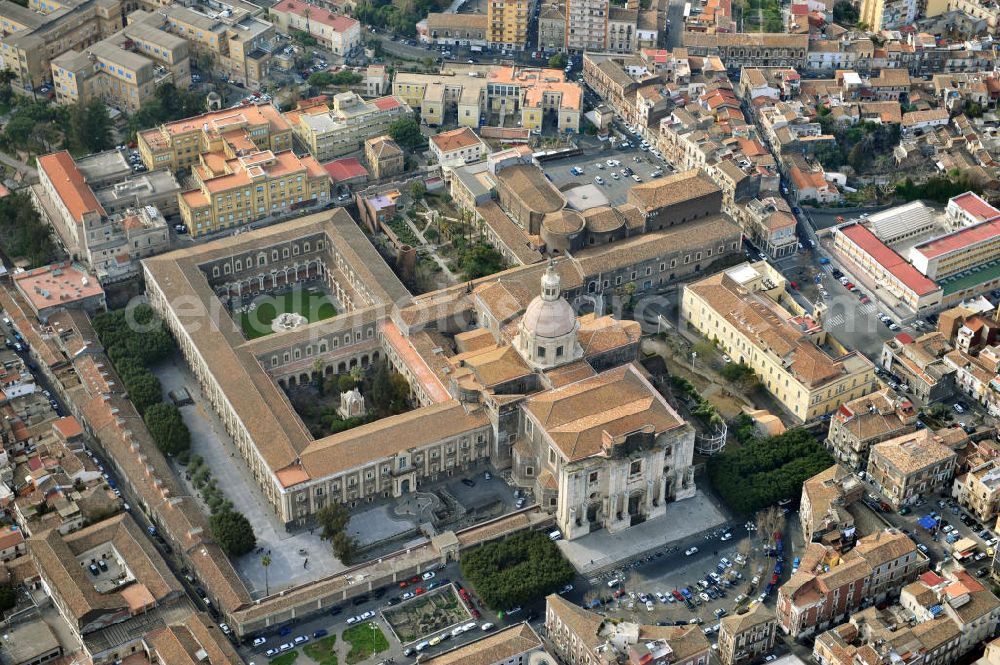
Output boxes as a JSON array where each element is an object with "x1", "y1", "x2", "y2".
[
  {"x1": 0, "y1": 585, "x2": 15, "y2": 613},
  {"x1": 458, "y1": 243, "x2": 506, "y2": 280},
  {"x1": 719, "y1": 362, "x2": 759, "y2": 391},
  {"x1": 210, "y1": 509, "x2": 256, "y2": 556},
  {"x1": 460, "y1": 531, "x2": 575, "y2": 610},
  {"x1": 847, "y1": 143, "x2": 868, "y2": 172},
  {"x1": 832, "y1": 0, "x2": 859, "y2": 24},
  {"x1": 410, "y1": 180, "x2": 426, "y2": 200},
  {"x1": 548, "y1": 53, "x2": 568, "y2": 69},
  {"x1": 337, "y1": 374, "x2": 357, "y2": 393},
  {"x1": 388, "y1": 117, "x2": 424, "y2": 150},
  {"x1": 316, "y1": 503, "x2": 351, "y2": 541},
  {"x1": 143, "y1": 402, "x2": 191, "y2": 456},
  {"x1": 70, "y1": 98, "x2": 113, "y2": 154},
  {"x1": 0, "y1": 191, "x2": 57, "y2": 267},
  {"x1": 262, "y1": 554, "x2": 272, "y2": 596},
  {"x1": 331, "y1": 530, "x2": 358, "y2": 563},
  {"x1": 707, "y1": 428, "x2": 832, "y2": 516}
]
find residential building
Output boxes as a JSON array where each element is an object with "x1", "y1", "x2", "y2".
[
  {"x1": 538, "y1": 1, "x2": 567, "y2": 52},
  {"x1": 946, "y1": 191, "x2": 1000, "y2": 229},
  {"x1": 364, "y1": 135, "x2": 404, "y2": 180},
  {"x1": 718, "y1": 604, "x2": 778, "y2": 665},
  {"x1": 565, "y1": 0, "x2": 608, "y2": 51},
  {"x1": 681, "y1": 33, "x2": 809, "y2": 70},
  {"x1": 777, "y1": 529, "x2": 929, "y2": 636},
  {"x1": 866, "y1": 429, "x2": 957, "y2": 509},
  {"x1": 799, "y1": 464, "x2": 864, "y2": 545},
  {"x1": 545, "y1": 593, "x2": 711, "y2": 665},
  {"x1": 419, "y1": 623, "x2": 549, "y2": 665},
  {"x1": 162, "y1": 3, "x2": 274, "y2": 89},
  {"x1": 429, "y1": 126, "x2": 488, "y2": 168},
  {"x1": 788, "y1": 165, "x2": 842, "y2": 205},
  {"x1": 682, "y1": 262, "x2": 878, "y2": 423},
  {"x1": 423, "y1": 13, "x2": 488, "y2": 49},
  {"x1": 51, "y1": 9, "x2": 191, "y2": 112},
  {"x1": 285, "y1": 92, "x2": 413, "y2": 161},
  {"x1": 825, "y1": 389, "x2": 917, "y2": 470},
  {"x1": 607, "y1": 7, "x2": 637, "y2": 53},
  {"x1": 12, "y1": 262, "x2": 106, "y2": 321},
  {"x1": 879, "y1": 332, "x2": 955, "y2": 404},
  {"x1": 954, "y1": 459, "x2": 1000, "y2": 523},
  {"x1": 0, "y1": 0, "x2": 126, "y2": 92},
  {"x1": 364, "y1": 64, "x2": 389, "y2": 96},
  {"x1": 859, "y1": 0, "x2": 918, "y2": 30},
  {"x1": 487, "y1": 0, "x2": 528, "y2": 51},
  {"x1": 737, "y1": 196, "x2": 797, "y2": 259},
  {"x1": 178, "y1": 148, "x2": 330, "y2": 236},
  {"x1": 137, "y1": 103, "x2": 293, "y2": 172},
  {"x1": 269, "y1": 0, "x2": 361, "y2": 54}
]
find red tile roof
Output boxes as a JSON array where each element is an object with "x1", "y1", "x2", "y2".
[
  {"x1": 914, "y1": 217, "x2": 1000, "y2": 260},
  {"x1": 372, "y1": 96, "x2": 403, "y2": 111},
  {"x1": 323, "y1": 157, "x2": 368, "y2": 183},
  {"x1": 950, "y1": 192, "x2": 1000, "y2": 222},
  {"x1": 37, "y1": 151, "x2": 105, "y2": 224},
  {"x1": 839, "y1": 223, "x2": 939, "y2": 295},
  {"x1": 272, "y1": 0, "x2": 359, "y2": 31}
]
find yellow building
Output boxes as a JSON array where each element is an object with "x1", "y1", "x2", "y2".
[
  {"x1": 487, "y1": 0, "x2": 529, "y2": 51},
  {"x1": 0, "y1": 0, "x2": 125, "y2": 91},
  {"x1": 51, "y1": 10, "x2": 191, "y2": 111},
  {"x1": 162, "y1": 4, "x2": 274, "y2": 89},
  {"x1": 179, "y1": 149, "x2": 330, "y2": 236},
  {"x1": 137, "y1": 103, "x2": 293, "y2": 172},
  {"x1": 681, "y1": 261, "x2": 877, "y2": 422},
  {"x1": 284, "y1": 92, "x2": 413, "y2": 161},
  {"x1": 393, "y1": 65, "x2": 582, "y2": 132}
]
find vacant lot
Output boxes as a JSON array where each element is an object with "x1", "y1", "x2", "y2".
[
  {"x1": 342, "y1": 622, "x2": 389, "y2": 664},
  {"x1": 237, "y1": 285, "x2": 337, "y2": 339},
  {"x1": 383, "y1": 585, "x2": 471, "y2": 644}
]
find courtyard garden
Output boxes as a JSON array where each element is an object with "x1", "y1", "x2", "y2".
[
  {"x1": 303, "y1": 635, "x2": 338, "y2": 665},
  {"x1": 342, "y1": 622, "x2": 389, "y2": 664},
  {"x1": 383, "y1": 585, "x2": 472, "y2": 644},
  {"x1": 236, "y1": 285, "x2": 337, "y2": 340}
]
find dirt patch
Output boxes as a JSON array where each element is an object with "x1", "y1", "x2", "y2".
[{"x1": 383, "y1": 585, "x2": 472, "y2": 645}]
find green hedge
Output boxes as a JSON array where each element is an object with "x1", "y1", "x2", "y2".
[{"x1": 460, "y1": 531, "x2": 574, "y2": 610}]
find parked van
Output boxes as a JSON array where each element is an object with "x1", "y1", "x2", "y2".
[{"x1": 548, "y1": 530, "x2": 562, "y2": 541}]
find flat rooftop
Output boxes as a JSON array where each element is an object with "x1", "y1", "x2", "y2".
[{"x1": 13, "y1": 263, "x2": 104, "y2": 312}]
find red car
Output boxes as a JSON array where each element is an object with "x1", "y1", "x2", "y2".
[
  {"x1": 415, "y1": 587, "x2": 426, "y2": 595},
  {"x1": 859, "y1": 295, "x2": 870, "y2": 304},
  {"x1": 845, "y1": 282, "x2": 855, "y2": 290},
  {"x1": 399, "y1": 581, "x2": 409, "y2": 588},
  {"x1": 771, "y1": 573, "x2": 780, "y2": 585},
  {"x1": 409, "y1": 575, "x2": 420, "y2": 584},
  {"x1": 471, "y1": 608, "x2": 481, "y2": 619},
  {"x1": 672, "y1": 590, "x2": 685, "y2": 601},
  {"x1": 614, "y1": 589, "x2": 626, "y2": 598}
]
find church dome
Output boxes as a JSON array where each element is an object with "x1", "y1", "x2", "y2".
[
  {"x1": 522, "y1": 296, "x2": 577, "y2": 338},
  {"x1": 520, "y1": 261, "x2": 576, "y2": 338}
]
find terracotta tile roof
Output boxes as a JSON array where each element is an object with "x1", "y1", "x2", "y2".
[
  {"x1": 497, "y1": 164, "x2": 565, "y2": 215},
  {"x1": 430, "y1": 127, "x2": 483, "y2": 153},
  {"x1": 627, "y1": 169, "x2": 720, "y2": 212},
  {"x1": 526, "y1": 364, "x2": 687, "y2": 462},
  {"x1": 37, "y1": 151, "x2": 105, "y2": 223},
  {"x1": 420, "y1": 622, "x2": 542, "y2": 665}
]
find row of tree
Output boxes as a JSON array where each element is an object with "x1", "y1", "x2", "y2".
[
  {"x1": 0, "y1": 191, "x2": 58, "y2": 267},
  {"x1": 707, "y1": 428, "x2": 833, "y2": 516},
  {"x1": 316, "y1": 503, "x2": 358, "y2": 563},
  {"x1": 460, "y1": 531, "x2": 574, "y2": 611}
]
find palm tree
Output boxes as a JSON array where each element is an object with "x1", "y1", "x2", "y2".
[
  {"x1": 303, "y1": 6, "x2": 312, "y2": 34},
  {"x1": 262, "y1": 554, "x2": 271, "y2": 596}
]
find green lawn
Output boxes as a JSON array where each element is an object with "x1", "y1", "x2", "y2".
[
  {"x1": 270, "y1": 652, "x2": 298, "y2": 665},
  {"x1": 238, "y1": 288, "x2": 337, "y2": 339},
  {"x1": 342, "y1": 623, "x2": 389, "y2": 665},
  {"x1": 303, "y1": 635, "x2": 338, "y2": 665}
]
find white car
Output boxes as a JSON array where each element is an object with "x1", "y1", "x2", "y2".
[
  {"x1": 655, "y1": 591, "x2": 669, "y2": 603},
  {"x1": 252, "y1": 637, "x2": 266, "y2": 647},
  {"x1": 606, "y1": 159, "x2": 615, "y2": 166},
  {"x1": 595, "y1": 162, "x2": 605, "y2": 169},
  {"x1": 699, "y1": 592, "x2": 711, "y2": 602},
  {"x1": 293, "y1": 635, "x2": 309, "y2": 645},
  {"x1": 685, "y1": 546, "x2": 699, "y2": 556},
  {"x1": 422, "y1": 571, "x2": 436, "y2": 581},
  {"x1": 462, "y1": 622, "x2": 477, "y2": 632},
  {"x1": 481, "y1": 623, "x2": 495, "y2": 631},
  {"x1": 607, "y1": 578, "x2": 622, "y2": 587},
  {"x1": 720, "y1": 532, "x2": 733, "y2": 541},
  {"x1": 594, "y1": 176, "x2": 605, "y2": 185},
  {"x1": 611, "y1": 172, "x2": 620, "y2": 180},
  {"x1": 645, "y1": 600, "x2": 655, "y2": 611}
]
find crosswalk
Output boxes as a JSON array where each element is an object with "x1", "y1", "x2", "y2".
[
  {"x1": 825, "y1": 313, "x2": 846, "y2": 328},
  {"x1": 857, "y1": 302, "x2": 876, "y2": 316}
]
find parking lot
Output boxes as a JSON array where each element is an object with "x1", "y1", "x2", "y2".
[{"x1": 544, "y1": 144, "x2": 675, "y2": 207}]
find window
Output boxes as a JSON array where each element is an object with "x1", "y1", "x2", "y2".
[
  {"x1": 589, "y1": 471, "x2": 598, "y2": 483},
  {"x1": 630, "y1": 460, "x2": 642, "y2": 475}
]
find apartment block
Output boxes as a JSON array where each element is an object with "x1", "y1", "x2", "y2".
[
  {"x1": 799, "y1": 464, "x2": 864, "y2": 546},
  {"x1": 825, "y1": 389, "x2": 917, "y2": 470},
  {"x1": 424, "y1": 13, "x2": 488, "y2": 48},
  {"x1": 429, "y1": 126, "x2": 488, "y2": 168},
  {"x1": 879, "y1": 332, "x2": 955, "y2": 404},
  {"x1": 682, "y1": 262, "x2": 878, "y2": 423},
  {"x1": 52, "y1": 10, "x2": 191, "y2": 112},
  {"x1": 162, "y1": 4, "x2": 274, "y2": 89},
  {"x1": 682, "y1": 32, "x2": 808, "y2": 70},
  {"x1": 487, "y1": 0, "x2": 529, "y2": 51},
  {"x1": 777, "y1": 529, "x2": 929, "y2": 637},
  {"x1": 0, "y1": 0, "x2": 126, "y2": 91},
  {"x1": 607, "y1": 7, "x2": 637, "y2": 53},
  {"x1": 538, "y1": 1, "x2": 567, "y2": 52},
  {"x1": 955, "y1": 459, "x2": 1000, "y2": 524},
  {"x1": 565, "y1": 0, "x2": 608, "y2": 51},
  {"x1": 859, "y1": 0, "x2": 917, "y2": 30},
  {"x1": 269, "y1": 0, "x2": 361, "y2": 55},
  {"x1": 286, "y1": 92, "x2": 412, "y2": 161},
  {"x1": 137, "y1": 103, "x2": 293, "y2": 172},
  {"x1": 866, "y1": 429, "x2": 957, "y2": 509},
  {"x1": 718, "y1": 604, "x2": 778, "y2": 665},
  {"x1": 179, "y1": 149, "x2": 330, "y2": 236}
]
